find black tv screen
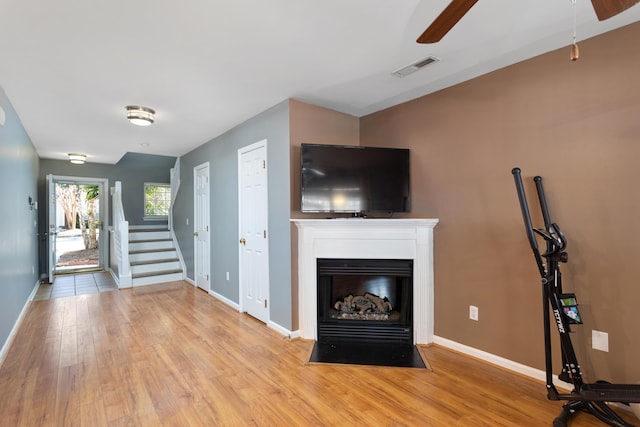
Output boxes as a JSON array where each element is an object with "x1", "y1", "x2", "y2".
[{"x1": 301, "y1": 144, "x2": 410, "y2": 214}]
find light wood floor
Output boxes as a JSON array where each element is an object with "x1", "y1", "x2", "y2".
[{"x1": 0, "y1": 281, "x2": 633, "y2": 426}]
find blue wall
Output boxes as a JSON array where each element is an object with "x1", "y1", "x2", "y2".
[
  {"x1": 174, "y1": 100, "x2": 293, "y2": 330},
  {"x1": 0, "y1": 87, "x2": 40, "y2": 355}
]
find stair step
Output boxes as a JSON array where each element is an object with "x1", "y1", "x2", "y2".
[
  {"x1": 131, "y1": 259, "x2": 181, "y2": 275},
  {"x1": 124, "y1": 226, "x2": 182, "y2": 287},
  {"x1": 130, "y1": 258, "x2": 179, "y2": 266},
  {"x1": 129, "y1": 238, "x2": 173, "y2": 243},
  {"x1": 129, "y1": 248, "x2": 175, "y2": 255},
  {"x1": 129, "y1": 240, "x2": 175, "y2": 251},
  {"x1": 132, "y1": 268, "x2": 183, "y2": 279},
  {"x1": 132, "y1": 271, "x2": 184, "y2": 287},
  {"x1": 130, "y1": 231, "x2": 171, "y2": 241},
  {"x1": 130, "y1": 249, "x2": 178, "y2": 264}
]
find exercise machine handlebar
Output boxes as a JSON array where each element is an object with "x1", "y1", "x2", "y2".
[{"x1": 512, "y1": 168, "x2": 546, "y2": 277}]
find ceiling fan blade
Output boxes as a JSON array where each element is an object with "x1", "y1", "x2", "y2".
[
  {"x1": 417, "y1": 0, "x2": 479, "y2": 44},
  {"x1": 591, "y1": 0, "x2": 640, "y2": 20}
]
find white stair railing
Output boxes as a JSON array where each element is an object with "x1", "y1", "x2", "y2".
[
  {"x1": 169, "y1": 158, "x2": 187, "y2": 280},
  {"x1": 169, "y1": 158, "x2": 180, "y2": 231},
  {"x1": 112, "y1": 181, "x2": 132, "y2": 288}
]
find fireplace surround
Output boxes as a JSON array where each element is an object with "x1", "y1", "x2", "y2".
[{"x1": 292, "y1": 218, "x2": 438, "y2": 345}]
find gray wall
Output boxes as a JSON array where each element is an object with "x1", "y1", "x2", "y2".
[
  {"x1": 174, "y1": 100, "x2": 293, "y2": 330},
  {"x1": 39, "y1": 152, "x2": 176, "y2": 225},
  {"x1": 0, "y1": 87, "x2": 40, "y2": 353}
]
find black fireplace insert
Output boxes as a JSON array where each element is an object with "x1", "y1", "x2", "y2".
[
  {"x1": 316, "y1": 258, "x2": 413, "y2": 344},
  {"x1": 310, "y1": 258, "x2": 424, "y2": 368}
]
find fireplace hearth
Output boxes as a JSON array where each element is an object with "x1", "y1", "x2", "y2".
[{"x1": 308, "y1": 340, "x2": 426, "y2": 368}]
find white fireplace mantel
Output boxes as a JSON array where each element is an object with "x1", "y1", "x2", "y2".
[{"x1": 291, "y1": 218, "x2": 439, "y2": 344}]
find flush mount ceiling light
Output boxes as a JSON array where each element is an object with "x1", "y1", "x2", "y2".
[
  {"x1": 68, "y1": 153, "x2": 86, "y2": 164},
  {"x1": 126, "y1": 105, "x2": 155, "y2": 126}
]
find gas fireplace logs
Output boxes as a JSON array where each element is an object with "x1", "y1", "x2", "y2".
[{"x1": 333, "y1": 293, "x2": 392, "y2": 320}]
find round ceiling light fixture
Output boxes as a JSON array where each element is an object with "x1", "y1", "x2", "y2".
[
  {"x1": 126, "y1": 105, "x2": 155, "y2": 126},
  {"x1": 68, "y1": 153, "x2": 87, "y2": 164}
]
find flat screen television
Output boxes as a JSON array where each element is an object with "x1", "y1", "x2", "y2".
[{"x1": 301, "y1": 144, "x2": 410, "y2": 214}]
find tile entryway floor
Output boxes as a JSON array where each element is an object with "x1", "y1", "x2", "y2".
[{"x1": 34, "y1": 271, "x2": 118, "y2": 300}]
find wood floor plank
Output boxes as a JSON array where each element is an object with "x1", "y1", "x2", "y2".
[
  {"x1": 79, "y1": 398, "x2": 109, "y2": 427},
  {"x1": 55, "y1": 364, "x2": 82, "y2": 427},
  {"x1": 0, "y1": 281, "x2": 636, "y2": 426}
]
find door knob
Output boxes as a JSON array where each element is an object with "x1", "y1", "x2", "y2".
[
  {"x1": 194, "y1": 231, "x2": 199, "y2": 237},
  {"x1": 239, "y1": 238, "x2": 246, "y2": 245}
]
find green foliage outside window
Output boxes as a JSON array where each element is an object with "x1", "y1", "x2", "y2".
[{"x1": 145, "y1": 183, "x2": 171, "y2": 217}]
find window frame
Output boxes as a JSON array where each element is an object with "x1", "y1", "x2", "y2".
[{"x1": 143, "y1": 182, "x2": 171, "y2": 220}]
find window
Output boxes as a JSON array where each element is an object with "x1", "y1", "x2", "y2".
[{"x1": 144, "y1": 183, "x2": 171, "y2": 218}]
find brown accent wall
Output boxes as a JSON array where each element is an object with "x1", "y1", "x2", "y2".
[
  {"x1": 289, "y1": 99, "x2": 360, "y2": 329},
  {"x1": 289, "y1": 99, "x2": 360, "y2": 216},
  {"x1": 360, "y1": 22, "x2": 640, "y2": 382}
]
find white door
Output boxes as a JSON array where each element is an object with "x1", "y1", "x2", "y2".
[
  {"x1": 47, "y1": 176, "x2": 109, "y2": 277},
  {"x1": 47, "y1": 174, "x2": 57, "y2": 284},
  {"x1": 194, "y1": 163, "x2": 211, "y2": 291},
  {"x1": 238, "y1": 140, "x2": 269, "y2": 323}
]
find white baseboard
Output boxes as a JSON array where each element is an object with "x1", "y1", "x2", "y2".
[
  {"x1": 28, "y1": 279, "x2": 39, "y2": 301},
  {"x1": 0, "y1": 280, "x2": 39, "y2": 365},
  {"x1": 433, "y1": 336, "x2": 572, "y2": 391},
  {"x1": 184, "y1": 277, "x2": 195, "y2": 286},
  {"x1": 288, "y1": 330, "x2": 302, "y2": 339},
  {"x1": 205, "y1": 289, "x2": 296, "y2": 339},
  {"x1": 208, "y1": 289, "x2": 240, "y2": 311},
  {"x1": 267, "y1": 321, "x2": 297, "y2": 339}
]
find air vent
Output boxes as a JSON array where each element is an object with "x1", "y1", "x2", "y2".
[{"x1": 391, "y1": 56, "x2": 439, "y2": 78}]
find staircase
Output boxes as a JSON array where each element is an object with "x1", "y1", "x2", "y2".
[{"x1": 129, "y1": 226, "x2": 184, "y2": 286}]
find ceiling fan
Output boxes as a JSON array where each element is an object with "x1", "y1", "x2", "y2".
[{"x1": 417, "y1": 0, "x2": 640, "y2": 43}]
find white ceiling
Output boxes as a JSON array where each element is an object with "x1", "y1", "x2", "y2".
[{"x1": 1, "y1": 0, "x2": 639, "y2": 164}]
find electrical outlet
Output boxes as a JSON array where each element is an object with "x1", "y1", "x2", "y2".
[
  {"x1": 469, "y1": 305, "x2": 479, "y2": 321},
  {"x1": 592, "y1": 330, "x2": 609, "y2": 352},
  {"x1": 226, "y1": 272, "x2": 230, "y2": 281},
  {"x1": 186, "y1": 218, "x2": 189, "y2": 225}
]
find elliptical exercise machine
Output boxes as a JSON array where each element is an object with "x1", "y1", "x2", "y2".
[{"x1": 512, "y1": 168, "x2": 640, "y2": 427}]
